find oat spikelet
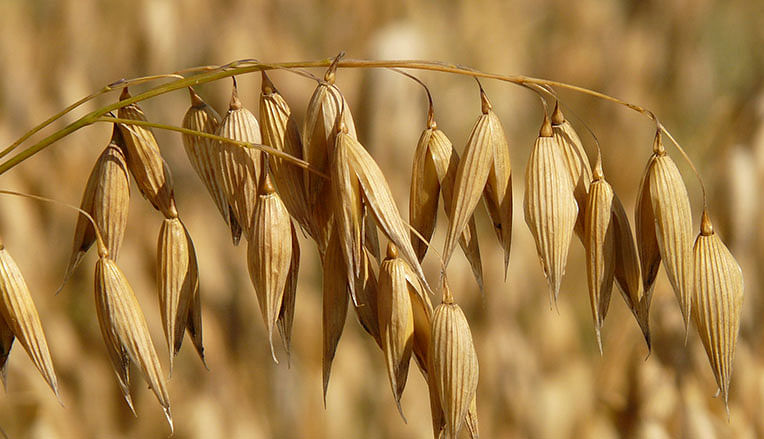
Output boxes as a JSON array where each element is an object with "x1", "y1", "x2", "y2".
[
  {"x1": 184, "y1": 231, "x2": 206, "y2": 367},
  {"x1": 64, "y1": 127, "x2": 130, "y2": 285},
  {"x1": 523, "y1": 115, "x2": 578, "y2": 304},
  {"x1": 354, "y1": 248, "x2": 380, "y2": 346},
  {"x1": 182, "y1": 88, "x2": 241, "y2": 243},
  {"x1": 584, "y1": 159, "x2": 615, "y2": 354},
  {"x1": 443, "y1": 91, "x2": 495, "y2": 267},
  {"x1": 216, "y1": 78, "x2": 261, "y2": 239},
  {"x1": 95, "y1": 256, "x2": 172, "y2": 431},
  {"x1": 410, "y1": 273, "x2": 433, "y2": 375},
  {"x1": 0, "y1": 242, "x2": 59, "y2": 398},
  {"x1": 322, "y1": 227, "x2": 349, "y2": 404},
  {"x1": 277, "y1": 222, "x2": 300, "y2": 362},
  {"x1": 378, "y1": 243, "x2": 420, "y2": 419},
  {"x1": 648, "y1": 132, "x2": 694, "y2": 331},
  {"x1": 247, "y1": 172, "x2": 292, "y2": 363},
  {"x1": 611, "y1": 196, "x2": 651, "y2": 349},
  {"x1": 259, "y1": 72, "x2": 311, "y2": 231},
  {"x1": 303, "y1": 70, "x2": 357, "y2": 208},
  {"x1": 431, "y1": 279, "x2": 479, "y2": 439},
  {"x1": 692, "y1": 210, "x2": 743, "y2": 410},
  {"x1": 479, "y1": 92, "x2": 513, "y2": 278},
  {"x1": 343, "y1": 130, "x2": 431, "y2": 293},
  {"x1": 117, "y1": 88, "x2": 177, "y2": 218},
  {"x1": 157, "y1": 217, "x2": 198, "y2": 371},
  {"x1": 412, "y1": 118, "x2": 484, "y2": 290},
  {"x1": 551, "y1": 102, "x2": 592, "y2": 238},
  {"x1": 635, "y1": 143, "x2": 662, "y2": 303}
]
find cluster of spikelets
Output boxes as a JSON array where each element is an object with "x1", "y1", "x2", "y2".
[{"x1": 0, "y1": 57, "x2": 744, "y2": 437}]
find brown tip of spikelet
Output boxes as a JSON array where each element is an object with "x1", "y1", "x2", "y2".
[
  {"x1": 551, "y1": 101, "x2": 565, "y2": 125},
  {"x1": 261, "y1": 71, "x2": 276, "y2": 95},
  {"x1": 188, "y1": 87, "x2": 205, "y2": 108},
  {"x1": 229, "y1": 78, "x2": 242, "y2": 110},
  {"x1": 701, "y1": 209, "x2": 714, "y2": 236},
  {"x1": 593, "y1": 153, "x2": 604, "y2": 181},
  {"x1": 442, "y1": 278, "x2": 454, "y2": 304},
  {"x1": 652, "y1": 130, "x2": 665, "y2": 155},
  {"x1": 539, "y1": 114, "x2": 553, "y2": 137},
  {"x1": 479, "y1": 87, "x2": 492, "y2": 114},
  {"x1": 119, "y1": 87, "x2": 131, "y2": 101},
  {"x1": 386, "y1": 242, "x2": 399, "y2": 259},
  {"x1": 260, "y1": 171, "x2": 276, "y2": 195}
]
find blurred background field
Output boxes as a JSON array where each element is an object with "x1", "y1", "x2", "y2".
[{"x1": 0, "y1": 0, "x2": 762, "y2": 437}]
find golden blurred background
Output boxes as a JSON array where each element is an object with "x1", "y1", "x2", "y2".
[{"x1": 0, "y1": 0, "x2": 762, "y2": 437}]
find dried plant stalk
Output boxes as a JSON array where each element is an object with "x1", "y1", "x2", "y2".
[
  {"x1": 431, "y1": 281, "x2": 479, "y2": 439},
  {"x1": 523, "y1": 115, "x2": 578, "y2": 304},
  {"x1": 0, "y1": 243, "x2": 59, "y2": 398},
  {"x1": 94, "y1": 256, "x2": 172, "y2": 430},
  {"x1": 584, "y1": 161, "x2": 615, "y2": 353},
  {"x1": 692, "y1": 211, "x2": 743, "y2": 410},
  {"x1": 157, "y1": 217, "x2": 199, "y2": 370},
  {"x1": 117, "y1": 88, "x2": 177, "y2": 218},
  {"x1": 215, "y1": 80, "x2": 261, "y2": 239},
  {"x1": 65, "y1": 127, "x2": 130, "y2": 284},
  {"x1": 247, "y1": 172, "x2": 292, "y2": 363}
]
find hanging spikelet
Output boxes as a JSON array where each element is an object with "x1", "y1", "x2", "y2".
[
  {"x1": 430, "y1": 279, "x2": 479, "y2": 439},
  {"x1": 377, "y1": 243, "x2": 420, "y2": 419},
  {"x1": 0, "y1": 240, "x2": 59, "y2": 398},
  {"x1": 411, "y1": 113, "x2": 484, "y2": 290},
  {"x1": 635, "y1": 138, "x2": 662, "y2": 303},
  {"x1": 583, "y1": 158, "x2": 615, "y2": 353},
  {"x1": 646, "y1": 131, "x2": 694, "y2": 331},
  {"x1": 94, "y1": 255, "x2": 172, "y2": 431},
  {"x1": 157, "y1": 217, "x2": 199, "y2": 371},
  {"x1": 117, "y1": 88, "x2": 177, "y2": 219},
  {"x1": 523, "y1": 115, "x2": 578, "y2": 304},
  {"x1": 64, "y1": 126, "x2": 130, "y2": 285},
  {"x1": 692, "y1": 210, "x2": 743, "y2": 411},
  {"x1": 551, "y1": 102, "x2": 592, "y2": 238},
  {"x1": 322, "y1": 227, "x2": 349, "y2": 404},
  {"x1": 277, "y1": 222, "x2": 300, "y2": 361},
  {"x1": 181, "y1": 88, "x2": 242, "y2": 244},
  {"x1": 247, "y1": 171, "x2": 292, "y2": 363},
  {"x1": 259, "y1": 72, "x2": 311, "y2": 232},
  {"x1": 215, "y1": 78, "x2": 261, "y2": 239}
]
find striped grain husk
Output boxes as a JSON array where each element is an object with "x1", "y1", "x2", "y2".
[
  {"x1": 430, "y1": 280, "x2": 479, "y2": 439},
  {"x1": 583, "y1": 160, "x2": 615, "y2": 353},
  {"x1": 551, "y1": 102, "x2": 592, "y2": 238},
  {"x1": 117, "y1": 88, "x2": 177, "y2": 218},
  {"x1": 378, "y1": 243, "x2": 420, "y2": 419},
  {"x1": 277, "y1": 222, "x2": 300, "y2": 361},
  {"x1": 635, "y1": 135, "x2": 663, "y2": 306},
  {"x1": 322, "y1": 227, "x2": 349, "y2": 404},
  {"x1": 64, "y1": 126, "x2": 130, "y2": 285},
  {"x1": 611, "y1": 196, "x2": 651, "y2": 349},
  {"x1": 410, "y1": 119, "x2": 484, "y2": 290},
  {"x1": 182, "y1": 88, "x2": 242, "y2": 244},
  {"x1": 94, "y1": 256, "x2": 172, "y2": 430},
  {"x1": 303, "y1": 72, "x2": 357, "y2": 209},
  {"x1": 646, "y1": 132, "x2": 694, "y2": 331},
  {"x1": 0, "y1": 243, "x2": 59, "y2": 398},
  {"x1": 215, "y1": 79, "x2": 261, "y2": 240},
  {"x1": 523, "y1": 115, "x2": 578, "y2": 304},
  {"x1": 157, "y1": 217, "x2": 199, "y2": 371},
  {"x1": 259, "y1": 72, "x2": 311, "y2": 232},
  {"x1": 692, "y1": 210, "x2": 743, "y2": 410},
  {"x1": 247, "y1": 172, "x2": 292, "y2": 363}
]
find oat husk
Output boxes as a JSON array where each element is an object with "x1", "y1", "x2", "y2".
[
  {"x1": 322, "y1": 226, "x2": 349, "y2": 404},
  {"x1": 215, "y1": 79, "x2": 261, "y2": 239},
  {"x1": 354, "y1": 248, "x2": 381, "y2": 346},
  {"x1": 117, "y1": 88, "x2": 177, "y2": 218},
  {"x1": 692, "y1": 210, "x2": 743, "y2": 411},
  {"x1": 247, "y1": 172, "x2": 292, "y2": 363},
  {"x1": 583, "y1": 160, "x2": 615, "y2": 353},
  {"x1": 64, "y1": 127, "x2": 130, "y2": 286},
  {"x1": 0, "y1": 243, "x2": 59, "y2": 398},
  {"x1": 523, "y1": 115, "x2": 578, "y2": 304},
  {"x1": 551, "y1": 102, "x2": 592, "y2": 238},
  {"x1": 95, "y1": 256, "x2": 172, "y2": 430},
  {"x1": 182, "y1": 88, "x2": 242, "y2": 244},
  {"x1": 277, "y1": 222, "x2": 300, "y2": 362},
  {"x1": 430, "y1": 280, "x2": 479, "y2": 439}
]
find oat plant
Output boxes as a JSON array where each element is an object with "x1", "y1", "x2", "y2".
[{"x1": 0, "y1": 53, "x2": 744, "y2": 435}]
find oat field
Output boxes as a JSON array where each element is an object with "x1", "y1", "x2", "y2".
[{"x1": 0, "y1": 1, "x2": 762, "y2": 438}]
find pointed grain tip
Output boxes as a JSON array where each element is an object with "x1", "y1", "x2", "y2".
[
  {"x1": 119, "y1": 87, "x2": 131, "y2": 101},
  {"x1": 551, "y1": 101, "x2": 565, "y2": 125},
  {"x1": 386, "y1": 242, "x2": 399, "y2": 259},
  {"x1": 539, "y1": 114, "x2": 553, "y2": 137},
  {"x1": 652, "y1": 130, "x2": 665, "y2": 155},
  {"x1": 479, "y1": 88, "x2": 492, "y2": 114},
  {"x1": 229, "y1": 78, "x2": 242, "y2": 110},
  {"x1": 700, "y1": 209, "x2": 714, "y2": 236},
  {"x1": 261, "y1": 71, "x2": 275, "y2": 94},
  {"x1": 188, "y1": 87, "x2": 204, "y2": 107}
]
